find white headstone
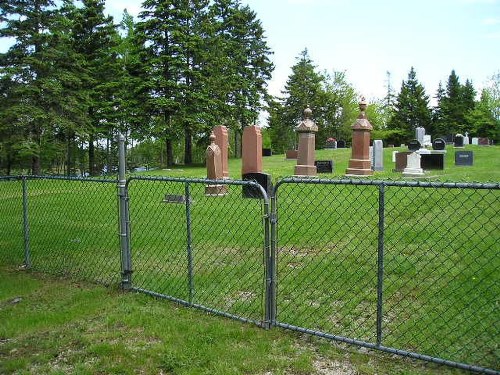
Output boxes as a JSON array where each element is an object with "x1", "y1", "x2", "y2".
[
  {"x1": 472, "y1": 137, "x2": 479, "y2": 145},
  {"x1": 392, "y1": 150, "x2": 398, "y2": 162},
  {"x1": 403, "y1": 152, "x2": 424, "y2": 176},
  {"x1": 416, "y1": 127, "x2": 425, "y2": 145},
  {"x1": 369, "y1": 146, "x2": 374, "y2": 168},
  {"x1": 373, "y1": 140, "x2": 384, "y2": 171},
  {"x1": 463, "y1": 135, "x2": 470, "y2": 145},
  {"x1": 423, "y1": 135, "x2": 432, "y2": 147}
]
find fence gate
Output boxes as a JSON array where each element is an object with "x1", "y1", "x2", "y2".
[{"x1": 126, "y1": 177, "x2": 272, "y2": 326}]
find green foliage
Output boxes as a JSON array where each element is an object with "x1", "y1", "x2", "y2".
[
  {"x1": 387, "y1": 67, "x2": 431, "y2": 140},
  {"x1": 268, "y1": 49, "x2": 358, "y2": 154}
]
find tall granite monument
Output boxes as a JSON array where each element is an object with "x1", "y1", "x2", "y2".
[
  {"x1": 294, "y1": 107, "x2": 318, "y2": 176},
  {"x1": 346, "y1": 98, "x2": 373, "y2": 176}
]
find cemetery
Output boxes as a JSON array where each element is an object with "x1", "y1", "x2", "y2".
[{"x1": 1, "y1": 100, "x2": 499, "y2": 375}]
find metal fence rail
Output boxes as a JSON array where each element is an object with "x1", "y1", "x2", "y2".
[
  {"x1": 272, "y1": 178, "x2": 500, "y2": 374},
  {"x1": 1, "y1": 174, "x2": 498, "y2": 374}
]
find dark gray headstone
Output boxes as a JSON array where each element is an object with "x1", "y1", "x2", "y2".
[
  {"x1": 421, "y1": 154, "x2": 444, "y2": 170},
  {"x1": 314, "y1": 160, "x2": 333, "y2": 173},
  {"x1": 432, "y1": 138, "x2": 446, "y2": 150},
  {"x1": 455, "y1": 151, "x2": 474, "y2": 166},
  {"x1": 454, "y1": 136, "x2": 464, "y2": 148},
  {"x1": 337, "y1": 140, "x2": 346, "y2": 148},
  {"x1": 408, "y1": 139, "x2": 421, "y2": 152},
  {"x1": 242, "y1": 172, "x2": 273, "y2": 198},
  {"x1": 262, "y1": 148, "x2": 272, "y2": 157}
]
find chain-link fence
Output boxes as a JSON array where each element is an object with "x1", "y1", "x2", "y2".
[
  {"x1": 0, "y1": 176, "x2": 121, "y2": 285},
  {"x1": 273, "y1": 178, "x2": 499, "y2": 374},
  {"x1": 1, "y1": 174, "x2": 498, "y2": 374}
]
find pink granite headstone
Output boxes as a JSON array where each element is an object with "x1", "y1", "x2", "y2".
[
  {"x1": 205, "y1": 133, "x2": 227, "y2": 196},
  {"x1": 345, "y1": 98, "x2": 374, "y2": 176},
  {"x1": 213, "y1": 125, "x2": 229, "y2": 178},
  {"x1": 242, "y1": 125, "x2": 263, "y2": 175},
  {"x1": 294, "y1": 108, "x2": 318, "y2": 176}
]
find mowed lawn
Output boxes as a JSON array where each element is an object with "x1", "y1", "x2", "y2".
[
  {"x1": 0, "y1": 144, "x2": 499, "y2": 374},
  {"x1": 0, "y1": 267, "x2": 469, "y2": 375}
]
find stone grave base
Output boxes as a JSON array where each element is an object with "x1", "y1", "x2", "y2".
[
  {"x1": 294, "y1": 165, "x2": 317, "y2": 176},
  {"x1": 205, "y1": 184, "x2": 228, "y2": 196},
  {"x1": 403, "y1": 167, "x2": 424, "y2": 177}
]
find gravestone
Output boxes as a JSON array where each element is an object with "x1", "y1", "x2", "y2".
[
  {"x1": 262, "y1": 148, "x2": 272, "y2": 156},
  {"x1": 242, "y1": 125, "x2": 262, "y2": 175},
  {"x1": 285, "y1": 149, "x2": 298, "y2": 159},
  {"x1": 423, "y1": 135, "x2": 432, "y2": 147},
  {"x1": 454, "y1": 134, "x2": 464, "y2": 148},
  {"x1": 373, "y1": 139, "x2": 384, "y2": 171},
  {"x1": 346, "y1": 98, "x2": 373, "y2": 176},
  {"x1": 213, "y1": 125, "x2": 229, "y2": 178},
  {"x1": 432, "y1": 138, "x2": 446, "y2": 151},
  {"x1": 314, "y1": 160, "x2": 333, "y2": 173},
  {"x1": 395, "y1": 151, "x2": 412, "y2": 172},
  {"x1": 325, "y1": 138, "x2": 337, "y2": 149},
  {"x1": 455, "y1": 151, "x2": 474, "y2": 166},
  {"x1": 472, "y1": 137, "x2": 479, "y2": 145},
  {"x1": 337, "y1": 140, "x2": 346, "y2": 148},
  {"x1": 408, "y1": 139, "x2": 421, "y2": 152},
  {"x1": 242, "y1": 172, "x2": 272, "y2": 198},
  {"x1": 403, "y1": 152, "x2": 424, "y2": 176},
  {"x1": 478, "y1": 137, "x2": 490, "y2": 146},
  {"x1": 294, "y1": 107, "x2": 318, "y2": 176},
  {"x1": 205, "y1": 133, "x2": 227, "y2": 196},
  {"x1": 415, "y1": 127, "x2": 425, "y2": 146},
  {"x1": 421, "y1": 153, "x2": 444, "y2": 170},
  {"x1": 463, "y1": 132, "x2": 470, "y2": 146}
]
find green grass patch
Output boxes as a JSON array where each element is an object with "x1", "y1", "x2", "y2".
[{"x1": 0, "y1": 268, "x2": 469, "y2": 374}]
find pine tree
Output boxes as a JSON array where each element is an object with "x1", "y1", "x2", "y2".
[
  {"x1": 388, "y1": 67, "x2": 431, "y2": 140},
  {"x1": 208, "y1": 0, "x2": 273, "y2": 157},
  {"x1": 70, "y1": 0, "x2": 120, "y2": 175},
  {"x1": 268, "y1": 49, "x2": 323, "y2": 152},
  {"x1": 0, "y1": 0, "x2": 88, "y2": 175}
]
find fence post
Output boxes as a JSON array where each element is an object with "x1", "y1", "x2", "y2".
[
  {"x1": 21, "y1": 176, "x2": 31, "y2": 268},
  {"x1": 118, "y1": 133, "x2": 132, "y2": 289},
  {"x1": 266, "y1": 191, "x2": 277, "y2": 328},
  {"x1": 185, "y1": 182, "x2": 194, "y2": 306},
  {"x1": 376, "y1": 182, "x2": 385, "y2": 346}
]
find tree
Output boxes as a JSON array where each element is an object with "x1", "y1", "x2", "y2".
[
  {"x1": 0, "y1": 0, "x2": 90, "y2": 175},
  {"x1": 388, "y1": 67, "x2": 431, "y2": 140},
  {"x1": 467, "y1": 89, "x2": 500, "y2": 141},
  {"x1": 269, "y1": 49, "x2": 324, "y2": 152},
  {"x1": 70, "y1": 0, "x2": 120, "y2": 175},
  {"x1": 435, "y1": 70, "x2": 476, "y2": 137}
]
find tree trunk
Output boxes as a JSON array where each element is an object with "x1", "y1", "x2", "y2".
[
  {"x1": 166, "y1": 138, "x2": 174, "y2": 167},
  {"x1": 184, "y1": 126, "x2": 192, "y2": 165},
  {"x1": 31, "y1": 155, "x2": 41, "y2": 175},
  {"x1": 89, "y1": 135, "x2": 96, "y2": 176}
]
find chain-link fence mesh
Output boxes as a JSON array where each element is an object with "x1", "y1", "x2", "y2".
[
  {"x1": 0, "y1": 177, "x2": 24, "y2": 266},
  {"x1": 127, "y1": 177, "x2": 269, "y2": 325},
  {"x1": 273, "y1": 179, "x2": 499, "y2": 372},
  {"x1": 1, "y1": 175, "x2": 498, "y2": 373},
  {"x1": 22, "y1": 177, "x2": 120, "y2": 285}
]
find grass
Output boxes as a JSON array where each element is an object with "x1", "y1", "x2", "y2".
[
  {"x1": 0, "y1": 144, "x2": 499, "y2": 373},
  {"x1": 0, "y1": 267, "x2": 469, "y2": 375}
]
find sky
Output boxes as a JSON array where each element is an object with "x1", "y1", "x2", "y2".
[{"x1": 1, "y1": 0, "x2": 499, "y2": 107}]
